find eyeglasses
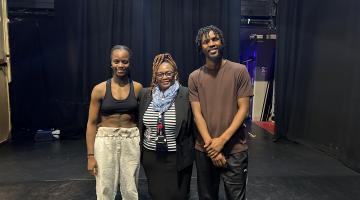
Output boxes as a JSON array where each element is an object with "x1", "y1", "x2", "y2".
[{"x1": 155, "y1": 71, "x2": 175, "y2": 78}]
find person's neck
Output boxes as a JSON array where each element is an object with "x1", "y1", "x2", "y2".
[
  {"x1": 112, "y1": 76, "x2": 129, "y2": 86},
  {"x1": 205, "y1": 57, "x2": 226, "y2": 70}
]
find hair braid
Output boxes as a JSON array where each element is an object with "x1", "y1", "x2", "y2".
[
  {"x1": 150, "y1": 53, "x2": 179, "y2": 90},
  {"x1": 195, "y1": 25, "x2": 225, "y2": 53}
]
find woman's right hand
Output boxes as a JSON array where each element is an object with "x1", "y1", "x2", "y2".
[{"x1": 87, "y1": 156, "x2": 98, "y2": 176}]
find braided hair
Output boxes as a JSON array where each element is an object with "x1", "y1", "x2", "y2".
[
  {"x1": 150, "y1": 53, "x2": 179, "y2": 90},
  {"x1": 195, "y1": 25, "x2": 225, "y2": 53}
]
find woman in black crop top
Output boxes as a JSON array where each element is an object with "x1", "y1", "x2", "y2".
[{"x1": 85, "y1": 45, "x2": 143, "y2": 200}]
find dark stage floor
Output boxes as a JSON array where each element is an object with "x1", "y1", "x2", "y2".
[{"x1": 1, "y1": 123, "x2": 360, "y2": 200}]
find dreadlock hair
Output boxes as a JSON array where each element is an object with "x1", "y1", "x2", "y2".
[
  {"x1": 150, "y1": 53, "x2": 179, "y2": 90},
  {"x1": 195, "y1": 25, "x2": 225, "y2": 53},
  {"x1": 109, "y1": 45, "x2": 132, "y2": 78}
]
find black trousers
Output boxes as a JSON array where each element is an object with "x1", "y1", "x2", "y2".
[
  {"x1": 142, "y1": 149, "x2": 193, "y2": 200},
  {"x1": 195, "y1": 150, "x2": 248, "y2": 200}
]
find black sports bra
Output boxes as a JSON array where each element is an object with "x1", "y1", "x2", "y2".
[{"x1": 100, "y1": 79, "x2": 138, "y2": 116}]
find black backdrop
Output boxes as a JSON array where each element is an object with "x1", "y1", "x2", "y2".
[
  {"x1": 9, "y1": 0, "x2": 241, "y2": 138},
  {"x1": 275, "y1": 0, "x2": 360, "y2": 172}
]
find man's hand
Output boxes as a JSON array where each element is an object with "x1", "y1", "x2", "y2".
[
  {"x1": 204, "y1": 138, "x2": 212, "y2": 149},
  {"x1": 211, "y1": 153, "x2": 227, "y2": 168},
  {"x1": 204, "y1": 137, "x2": 226, "y2": 157}
]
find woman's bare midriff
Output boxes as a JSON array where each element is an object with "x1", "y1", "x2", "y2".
[{"x1": 98, "y1": 113, "x2": 137, "y2": 128}]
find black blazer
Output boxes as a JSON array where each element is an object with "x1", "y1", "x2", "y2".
[{"x1": 138, "y1": 86, "x2": 195, "y2": 171}]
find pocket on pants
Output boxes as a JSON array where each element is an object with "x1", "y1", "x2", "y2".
[
  {"x1": 224, "y1": 151, "x2": 248, "y2": 178},
  {"x1": 95, "y1": 137, "x2": 115, "y2": 156},
  {"x1": 122, "y1": 135, "x2": 140, "y2": 157}
]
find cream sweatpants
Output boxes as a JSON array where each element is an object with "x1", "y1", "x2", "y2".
[{"x1": 94, "y1": 127, "x2": 140, "y2": 200}]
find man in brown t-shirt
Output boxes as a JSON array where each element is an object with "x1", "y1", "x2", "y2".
[{"x1": 188, "y1": 25, "x2": 253, "y2": 200}]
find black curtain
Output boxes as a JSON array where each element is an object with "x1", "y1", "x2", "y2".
[
  {"x1": 275, "y1": 0, "x2": 360, "y2": 172},
  {"x1": 10, "y1": 0, "x2": 242, "y2": 138},
  {"x1": 9, "y1": 16, "x2": 55, "y2": 132}
]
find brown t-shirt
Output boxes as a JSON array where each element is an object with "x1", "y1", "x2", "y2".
[{"x1": 188, "y1": 60, "x2": 253, "y2": 154}]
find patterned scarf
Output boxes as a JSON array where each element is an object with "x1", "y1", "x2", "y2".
[{"x1": 152, "y1": 81, "x2": 179, "y2": 113}]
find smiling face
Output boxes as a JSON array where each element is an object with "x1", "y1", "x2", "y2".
[
  {"x1": 155, "y1": 62, "x2": 175, "y2": 91},
  {"x1": 201, "y1": 30, "x2": 223, "y2": 61},
  {"x1": 111, "y1": 49, "x2": 130, "y2": 78}
]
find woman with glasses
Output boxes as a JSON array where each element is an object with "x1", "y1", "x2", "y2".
[
  {"x1": 138, "y1": 53, "x2": 195, "y2": 200},
  {"x1": 86, "y1": 45, "x2": 143, "y2": 200}
]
